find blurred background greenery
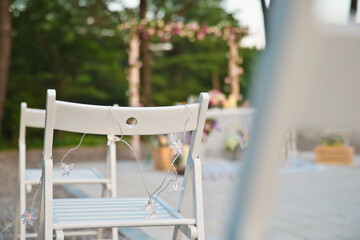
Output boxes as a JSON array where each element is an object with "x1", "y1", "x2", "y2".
[{"x1": 0, "y1": 0, "x2": 260, "y2": 149}]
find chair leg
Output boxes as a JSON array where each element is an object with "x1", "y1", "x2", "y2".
[
  {"x1": 14, "y1": 195, "x2": 20, "y2": 240},
  {"x1": 112, "y1": 227, "x2": 118, "y2": 240},
  {"x1": 97, "y1": 183, "x2": 109, "y2": 239},
  {"x1": 19, "y1": 185, "x2": 26, "y2": 240},
  {"x1": 173, "y1": 164, "x2": 193, "y2": 240},
  {"x1": 38, "y1": 160, "x2": 54, "y2": 240},
  {"x1": 192, "y1": 158, "x2": 205, "y2": 240},
  {"x1": 97, "y1": 228, "x2": 103, "y2": 239},
  {"x1": 38, "y1": 180, "x2": 45, "y2": 240},
  {"x1": 173, "y1": 226, "x2": 182, "y2": 240},
  {"x1": 55, "y1": 230, "x2": 64, "y2": 240}
]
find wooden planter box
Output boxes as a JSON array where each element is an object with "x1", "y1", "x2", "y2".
[
  {"x1": 152, "y1": 147, "x2": 174, "y2": 171},
  {"x1": 315, "y1": 145, "x2": 354, "y2": 165}
]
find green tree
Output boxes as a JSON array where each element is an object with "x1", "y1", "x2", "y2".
[
  {"x1": 2, "y1": 0, "x2": 130, "y2": 147},
  {"x1": 1, "y1": 0, "x2": 260, "y2": 148}
]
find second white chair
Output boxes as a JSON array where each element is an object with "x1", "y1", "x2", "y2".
[{"x1": 15, "y1": 102, "x2": 118, "y2": 239}]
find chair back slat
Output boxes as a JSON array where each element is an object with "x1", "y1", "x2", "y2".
[
  {"x1": 19, "y1": 103, "x2": 46, "y2": 143},
  {"x1": 26, "y1": 108, "x2": 45, "y2": 128},
  {"x1": 53, "y1": 100, "x2": 201, "y2": 135}
]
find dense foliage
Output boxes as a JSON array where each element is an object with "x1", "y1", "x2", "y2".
[{"x1": 1, "y1": 0, "x2": 259, "y2": 148}]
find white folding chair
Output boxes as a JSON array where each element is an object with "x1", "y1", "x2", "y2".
[
  {"x1": 37, "y1": 89, "x2": 208, "y2": 240},
  {"x1": 14, "y1": 102, "x2": 117, "y2": 240}
]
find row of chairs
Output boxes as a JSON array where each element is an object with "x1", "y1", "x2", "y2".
[{"x1": 14, "y1": 89, "x2": 209, "y2": 240}]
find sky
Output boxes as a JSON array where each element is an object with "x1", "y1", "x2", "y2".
[
  {"x1": 116, "y1": 0, "x2": 360, "y2": 49},
  {"x1": 223, "y1": 0, "x2": 360, "y2": 49}
]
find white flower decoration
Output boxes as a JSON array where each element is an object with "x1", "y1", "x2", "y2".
[
  {"x1": 170, "y1": 182, "x2": 184, "y2": 192},
  {"x1": 61, "y1": 163, "x2": 74, "y2": 177},
  {"x1": 21, "y1": 210, "x2": 38, "y2": 225},
  {"x1": 169, "y1": 137, "x2": 184, "y2": 156},
  {"x1": 107, "y1": 133, "x2": 121, "y2": 146},
  {"x1": 150, "y1": 210, "x2": 159, "y2": 220}
]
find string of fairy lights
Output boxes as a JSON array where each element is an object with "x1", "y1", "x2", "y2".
[{"x1": 0, "y1": 104, "x2": 192, "y2": 239}]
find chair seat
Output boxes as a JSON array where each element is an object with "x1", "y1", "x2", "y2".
[
  {"x1": 25, "y1": 167, "x2": 109, "y2": 185},
  {"x1": 53, "y1": 197, "x2": 196, "y2": 230}
]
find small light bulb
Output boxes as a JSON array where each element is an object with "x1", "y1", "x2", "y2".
[
  {"x1": 150, "y1": 210, "x2": 158, "y2": 219},
  {"x1": 107, "y1": 133, "x2": 120, "y2": 146},
  {"x1": 145, "y1": 198, "x2": 152, "y2": 211}
]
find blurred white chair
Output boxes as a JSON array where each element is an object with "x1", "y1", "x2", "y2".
[
  {"x1": 227, "y1": 0, "x2": 360, "y2": 239},
  {"x1": 38, "y1": 89, "x2": 208, "y2": 240},
  {"x1": 14, "y1": 102, "x2": 117, "y2": 240}
]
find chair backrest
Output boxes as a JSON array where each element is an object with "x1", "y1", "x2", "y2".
[
  {"x1": 19, "y1": 102, "x2": 45, "y2": 144},
  {"x1": 43, "y1": 89, "x2": 209, "y2": 160}
]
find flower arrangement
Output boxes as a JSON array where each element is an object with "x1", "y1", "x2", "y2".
[
  {"x1": 118, "y1": 19, "x2": 248, "y2": 42},
  {"x1": 202, "y1": 118, "x2": 220, "y2": 142},
  {"x1": 224, "y1": 129, "x2": 249, "y2": 152},
  {"x1": 208, "y1": 90, "x2": 227, "y2": 108}
]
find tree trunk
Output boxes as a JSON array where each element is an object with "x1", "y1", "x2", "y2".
[
  {"x1": 212, "y1": 71, "x2": 220, "y2": 90},
  {"x1": 128, "y1": 32, "x2": 141, "y2": 107},
  {"x1": 140, "y1": 39, "x2": 152, "y2": 106},
  {"x1": 350, "y1": 0, "x2": 358, "y2": 23},
  {"x1": 0, "y1": 0, "x2": 12, "y2": 138},
  {"x1": 140, "y1": 0, "x2": 152, "y2": 106},
  {"x1": 128, "y1": 32, "x2": 142, "y2": 159}
]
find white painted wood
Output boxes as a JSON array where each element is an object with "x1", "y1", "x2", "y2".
[
  {"x1": 16, "y1": 100, "x2": 117, "y2": 239},
  {"x1": 39, "y1": 159, "x2": 53, "y2": 240},
  {"x1": 190, "y1": 93, "x2": 209, "y2": 159},
  {"x1": 21, "y1": 230, "x2": 98, "y2": 239},
  {"x1": 19, "y1": 103, "x2": 27, "y2": 143},
  {"x1": 39, "y1": 89, "x2": 208, "y2": 239},
  {"x1": 192, "y1": 158, "x2": 205, "y2": 240},
  {"x1": 16, "y1": 103, "x2": 27, "y2": 240},
  {"x1": 18, "y1": 143, "x2": 26, "y2": 240},
  {"x1": 25, "y1": 108, "x2": 45, "y2": 129},
  {"x1": 25, "y1": 169, "x2": 109, "y2": 185},
  {"x1": 109, "y1": 142, "x2": 118, "y2": 240},
  {"x1": 109, "y1": 142, "x2": 117, "y2": 198},
  {"x1": 112, "y1": 228, "x2": 118, "y2": 240},
  {"x1": 52, "y1": 197, "x2": 196, "y2": 229},
  {"x1": 104, "y1": 146, "x2": 112, "y2": 194},
  {"x1": 63, "y1": 230, "x2": 97, "y2": 236},
  {"x1": 54, "y1": 100, "x2": 201, "y2": 135},
  {"x1": 16, "y1": 104, "x2": 28, "y2": 240},
  {"x1": 179, "y1": 225, "x2": 198, "y2": 239},
  {"x1": 43, "y1": 90, "x2": 56, "y2": 160},
  {"x1": 173, "y1": 163, "x2": 193, "y2": 240},
  {"x1": 44, "y1": 159, "x2": 54, "y2": 240},
  {"x1": 55, "y1": 230, "x2": 64, "y2": 240}
]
